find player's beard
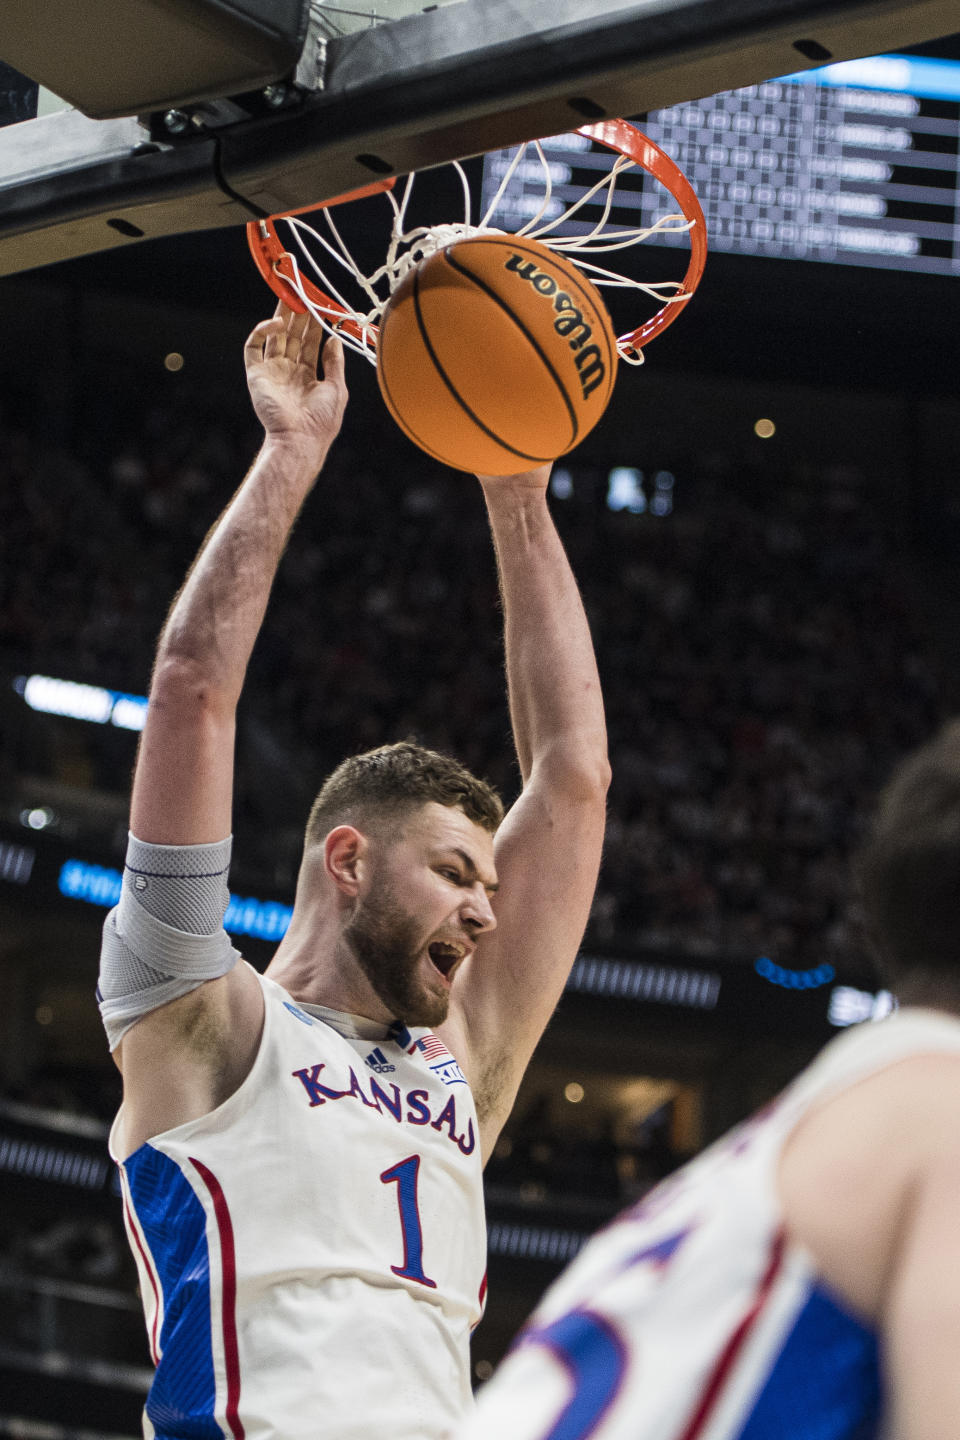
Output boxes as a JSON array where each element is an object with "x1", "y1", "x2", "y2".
[{"x1": 342, "y1": 881, "x2": 450, "y2": 1028}]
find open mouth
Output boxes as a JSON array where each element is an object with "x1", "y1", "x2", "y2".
[{"x1": 428, "y1": 941, "x2": 465, "y2": 980}]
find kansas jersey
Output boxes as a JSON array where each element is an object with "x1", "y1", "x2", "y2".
[
  {"x1": 459, "y1": 1008, "x2": 960, "y2": 1440},
  {"x1": 111, "y1": 968, "x2": 486, "y2": 1440}
]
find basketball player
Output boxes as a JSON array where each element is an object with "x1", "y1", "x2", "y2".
[
  {"x1": 457, "y1": 726, "x2": 960, "y2": 1440},
  {"x1": 96, "y1": 304, "x2": 610, "y2": 1440}
]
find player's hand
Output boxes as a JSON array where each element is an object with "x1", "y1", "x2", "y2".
[
  {"x1": 475, "y1": 463, "x2": 552, "y2": 492},
  {"x1": 244, "y1": 303, "x2": 348, "y2": 456}
]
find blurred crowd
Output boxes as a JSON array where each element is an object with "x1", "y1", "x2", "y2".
[{"x1": 0, "y1": 372, "x2": 945, "y2": 975}]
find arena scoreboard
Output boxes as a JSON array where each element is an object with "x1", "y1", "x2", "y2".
[{"x1": 482, "y1": 54, "x2": 960, "y2": 278}]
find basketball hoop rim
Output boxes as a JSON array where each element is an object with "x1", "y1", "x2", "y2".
[
  {"x1": 246, "y1": 119, "x2": 706, "y2": 359},
  {"x1": 580, "y1": 119, "x2": 707, "y2": 355},
  {"x1": 248, "y1": 176, "x2": 397, "y2": 345}
]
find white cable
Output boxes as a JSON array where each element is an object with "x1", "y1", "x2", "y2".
[
  {"x1": 478, "y1": 143, "x2": 531, "y2": 231},
  {"x1": 284, "y1": 218, "x2": 384, "y2": 322},
  {"x1": 544, "y1": 215, "x2": 694, "y2": 255},
  {"x1": 528, "y1": 154, "x2": 634, "y2": 240},
  {"x1": 514, "y1": 143, "x2": 559, "y2": 238},
  {"x1": 453, "y1": 159, "x2": 473, "y2": 228},
  {"x1": 617, "y1": 343, "x2": 646, "y2": 366},
  {"x1": 279, "y1": 254, "x2": 378, "y2": 362}
]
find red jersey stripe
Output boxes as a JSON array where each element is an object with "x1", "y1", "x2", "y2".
[
  {"x1": 676, "y1": 1228, "x2": 787, "y2": 1440},
  {"x1": 191, "y1": 1157, "x2": 246, "y2": 1440},
  {"x1": 122, "y1": 1187, "x2": 162, "y2": 1366}
]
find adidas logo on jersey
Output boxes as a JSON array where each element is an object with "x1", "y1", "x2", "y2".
[{"x1": 365, "y1": 1046, "x2": 396, "y2": 1074}]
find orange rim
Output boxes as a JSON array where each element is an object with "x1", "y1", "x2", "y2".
[
  {"x1": 246, "y1": 177, "x2": 396, "y2": 338},
  {"x1": 576, "y1": 119, "x2": 707, "y2": 358},
  {"x1": 245, "y1": 125, "x2": 705, "y2": 358}
]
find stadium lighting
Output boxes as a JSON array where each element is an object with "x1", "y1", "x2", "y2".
[{"x1": 16, "y1": 674, "x2": 148, "y2": 731}]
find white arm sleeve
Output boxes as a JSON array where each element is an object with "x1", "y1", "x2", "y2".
[{"x1": 97, "y1": 833, "x2": 241, "y2": 1051}]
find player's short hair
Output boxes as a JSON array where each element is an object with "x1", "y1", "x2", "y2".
[
  {"x1": 304, "y1": 740, "x2": 504, "y2": 850},
  {"x1": 856, "y1": 719, "x2": 960, "y2": 985}
]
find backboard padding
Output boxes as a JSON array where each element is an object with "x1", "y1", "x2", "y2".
[{"x1": 0, "y1": 0, "x2": 309, "y2": 118}]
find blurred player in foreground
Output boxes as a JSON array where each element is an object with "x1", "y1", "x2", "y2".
[
  {"x1": 458, "y1": 724, "x2": 960, "y2": 1440},
  {"x1": 96, "y1": 304, "x2": 609, "y2": 1440}
]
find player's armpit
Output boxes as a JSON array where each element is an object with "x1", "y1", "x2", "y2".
[
  {"x1": 100, "y1": 833, "x2": 266, "y2": 1153},
  {"x1": 115, "y1": 965, "x2": 264, "y2": 1157},
  {"x1": 883, "y1": 1147, "x2": 960, "y2": 1440}
]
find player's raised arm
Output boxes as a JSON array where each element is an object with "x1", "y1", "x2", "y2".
[
  {"x1": 442, "y1": 464, "x2": 610, "y2": 1153},
  {"x1": 99, "y1": 307, "x2": 347, "y2": 1134},
  {"x1": 130, "y1": 307, "x2": 346, "y2": 847}
]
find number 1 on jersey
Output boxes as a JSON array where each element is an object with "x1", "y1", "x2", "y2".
[{"x1": 380, "y1": 1154, "x2": 437, "y2": 1289}]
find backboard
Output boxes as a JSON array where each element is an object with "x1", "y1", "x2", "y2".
[{"x1": 0, "y1": 0, "x2": 957, "y2": 276}]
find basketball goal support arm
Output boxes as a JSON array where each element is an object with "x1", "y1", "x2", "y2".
[{"x1": 0, "y1": 0, "x2": 956, "y2": 275}]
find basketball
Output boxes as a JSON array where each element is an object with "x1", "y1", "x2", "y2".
[{"x1": 375, "y1": 233, "x2": 618, "y2": 475}]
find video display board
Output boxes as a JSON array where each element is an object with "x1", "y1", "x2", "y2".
[{"x1": 481, "y1": 55, "x2": 960, "y2": 277}]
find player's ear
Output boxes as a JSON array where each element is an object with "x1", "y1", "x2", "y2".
[{"x1": 324, "y1": 825, "x2": 369, "y2": 896}]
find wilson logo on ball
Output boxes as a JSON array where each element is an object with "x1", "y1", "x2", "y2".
[{"x1": 503, "y1": 253, "x2": 607, "y2": 400}]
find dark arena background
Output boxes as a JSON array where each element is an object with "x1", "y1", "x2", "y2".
[{"x1": 2, "y1": 9, "x2": 960, "y2": 1434}]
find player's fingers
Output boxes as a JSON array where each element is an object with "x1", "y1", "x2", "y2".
[
  {"x1": 298, "y1": 314, "x2": 325, "y2": 374},
  {"x1": 244, "y1": 317, "x2": 284, "y2": 363},
  {"x1": 268, "y1": 300, "x2": 308, "y2": 359},
  {"x1": 280, "y1": 303, "x2": 308, "y2": 357},
  {"x1": 319, "y1": 332, "x2": 346, "y2": 388},
  {"x1": 285, "y1": 307, "x2": 313, "y2": 363}
]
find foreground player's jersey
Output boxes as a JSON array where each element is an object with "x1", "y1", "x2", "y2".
[
  {"x1": 111, "y1": 969, "x2": 486, "y2": 1440},
  {"x1": 460, "y1": 1008, "x2": 960, "y2": 1440}
]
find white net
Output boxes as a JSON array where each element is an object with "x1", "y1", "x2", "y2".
[{"x1": 264, "y1": 138, "x2": 697, "y2": 365}]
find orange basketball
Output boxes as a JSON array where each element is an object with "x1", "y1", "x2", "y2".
[{"x1": 376, "y1": 233, "x2": 618, "y2": 475}]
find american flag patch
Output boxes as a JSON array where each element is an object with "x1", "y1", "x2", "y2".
[
  {"x1": 417, "y1": 1034, "x2": 455, "y2": 1063},
  {"x1": 416, "y1": 1034, "x2": 467, "y2": 1087}
]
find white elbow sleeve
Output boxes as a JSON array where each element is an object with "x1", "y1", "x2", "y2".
[{"x1": 97, "y1": 833, "x2": 240, "y2": 1051}]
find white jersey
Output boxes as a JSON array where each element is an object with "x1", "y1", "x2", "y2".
[
  {"x1": 110, "y1": 968, "x2": 487, "y2": 1440},
  {"x1": 460, "y1": 1008, "x2": 960, "y2": 1440}
]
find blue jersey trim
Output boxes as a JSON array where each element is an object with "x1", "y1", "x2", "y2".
[
  {"x1": 738, "y1": 1283, "x2": 880, "y2": 1440},
  {"x1": 124, "y1": 1144, "x2": 222, "y2": 1439}
]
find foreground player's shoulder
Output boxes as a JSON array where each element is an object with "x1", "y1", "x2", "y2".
[
  {"x1": 894, "y1": 1049, "x2": 960, "y2": 1165},
  {"x1": 880, "y1": 1062, "x2": 960, "y2": 1440},
  {"x1": 783, "y1": 1040, "x2": 960, "y2": 1176},
  {"x1": 778, "y1": 1047, "x2": 960, "y2": 1321}
]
